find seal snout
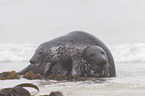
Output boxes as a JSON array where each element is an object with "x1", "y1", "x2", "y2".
[
  {"x1": 29, "y1": 55, "x2": 40, "y2": 64},
  {"x1": 97, "y1": 56, "x2": 107, "y2": 67}
]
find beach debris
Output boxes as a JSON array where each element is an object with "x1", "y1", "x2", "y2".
[
  {"x1": 0, "y1": 71, "x2": 20, "y2": 80},
  {"x1": 46, "y1": 73, "x2": 88, "y2": 81},
  {"x1": 49, "y1": 91, "x2": 63, "y2": 96},
  {"x1": 23, "y1": 71, "x2": 42, "y2": 80},
  {"x1": 0, "y1": 83, "x2": 64, "y2": 96},
  {"x1": 0, "y1": 83, "x2": 39, "y2": 96},
  {"x1": 0, "y1": 70, "x2": 88, "y2": 81},
  {"x1": 23, "y1": 71, "x2": 88, "y2": 80}
]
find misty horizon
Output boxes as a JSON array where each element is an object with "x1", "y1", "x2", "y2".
[{"x1": 0, "y1": 0, "x2": 145, "y2": 44}]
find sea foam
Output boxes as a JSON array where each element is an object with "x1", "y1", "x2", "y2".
[{"x1": 0, "y1": 43, "x2": 145, "y2": 63}]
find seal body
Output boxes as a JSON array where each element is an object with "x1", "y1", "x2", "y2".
[{"x1": 28, "y1": 31, "x2": 116, "y2": 77}]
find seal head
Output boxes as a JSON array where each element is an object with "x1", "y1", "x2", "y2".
[{"x1": 80, "y1": 46, "x2": 109, "y2": 77}]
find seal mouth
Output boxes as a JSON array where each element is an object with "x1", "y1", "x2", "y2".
[
  {"x1": 100, "y1": 65, "x2": 107, "y2": 71},
  {"x1": 93, "y1": 70, "x2": 105, "y2": 77},
  {"x1": 36, "y1": 63, "x2": 41, "y2": 67},
  {"x1": 94, "y1": 65, "x2": 108, "y2": 77},
  {"x1": 93, "y1": 65, "x2": 106, "y2": 72}
]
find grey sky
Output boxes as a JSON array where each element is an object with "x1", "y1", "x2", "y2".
[{"x1": 0, "y1": 0, "x2": 145, "y2": 44}]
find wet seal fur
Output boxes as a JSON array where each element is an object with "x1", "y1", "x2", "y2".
[{"x1": 21, "y1": 31, "x2": 116, "y2": 77}]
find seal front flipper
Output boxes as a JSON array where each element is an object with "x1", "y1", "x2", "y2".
[
  {"x1": 44, "y1": 62, "x2": 53, "y2": 74},
  {"x1": 16, "y1": 64, "x2": 34, "y2": 75},
  {"x1": 16, "y1": 63, "x2": 47, "y2": 76},
  {"x1": 51, "y1": 61, "x2": 70, "y2": 76},
  {"x1": 71, "y1": 56, "x2": 81, "y2": 76}
]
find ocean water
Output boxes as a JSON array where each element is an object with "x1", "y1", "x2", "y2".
[{"x1": 0, "y1": 44, "x2": 145, "y2": 96}]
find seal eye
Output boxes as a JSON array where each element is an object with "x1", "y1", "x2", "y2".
[
  {"x1": 101, "y1": 51, "x2": 105, "y2": 55},
  {"x1": 90, "y1": 53, "x2": 95, "y2": 57}
]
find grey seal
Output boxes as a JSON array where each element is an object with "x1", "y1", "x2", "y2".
[{"x1": 28, "y1": 31, "x2": 116, "y2": 77}]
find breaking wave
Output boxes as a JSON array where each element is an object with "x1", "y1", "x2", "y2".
[
  {"x1": 0, "y1": 44, "x2": 37, "y2": 62},
  {"x1": 1, "y1": 43, "x2": 145, "y2": 63},
  {"x1": 109, "y1": 43, "x2": 145, "y2": 63}
]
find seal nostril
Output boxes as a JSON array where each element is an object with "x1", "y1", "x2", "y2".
[
  {"x1": 98, "y1": 63, "x2": 106, "y2": 69},
  {"x1": 103, "y1": 59, "x2": 107, "y2": 64},
  {"x1": 98, "y1": 59, "x2": 107, "y2": 68},
  {"x1": 30, "y1": 60, "x2": 36, "y2": 64}
]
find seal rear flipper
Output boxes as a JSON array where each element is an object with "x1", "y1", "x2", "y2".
[
  {"x1": 51, "y1": 60, "x2": 72, "y2": 76},
  {"x1": 51, "y1": 62, "x2": 67, "y2": 76}
]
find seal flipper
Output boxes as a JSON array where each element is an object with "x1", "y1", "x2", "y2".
[
  {"x1": 16, "y1": 63, "x2": 46, "y2": 76},
  {"x1": 16, "y1": 64, "x2": 34, "y2": 75},
  {"x1": 71, "y1": 56, "x2": 81, "y2": 76},
  {"x1": 51, "y1": 60, "x2": 72, "y2": 76},
  {"x1": 44, "y1": 62, "x2": 53, "y2": 74}
]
